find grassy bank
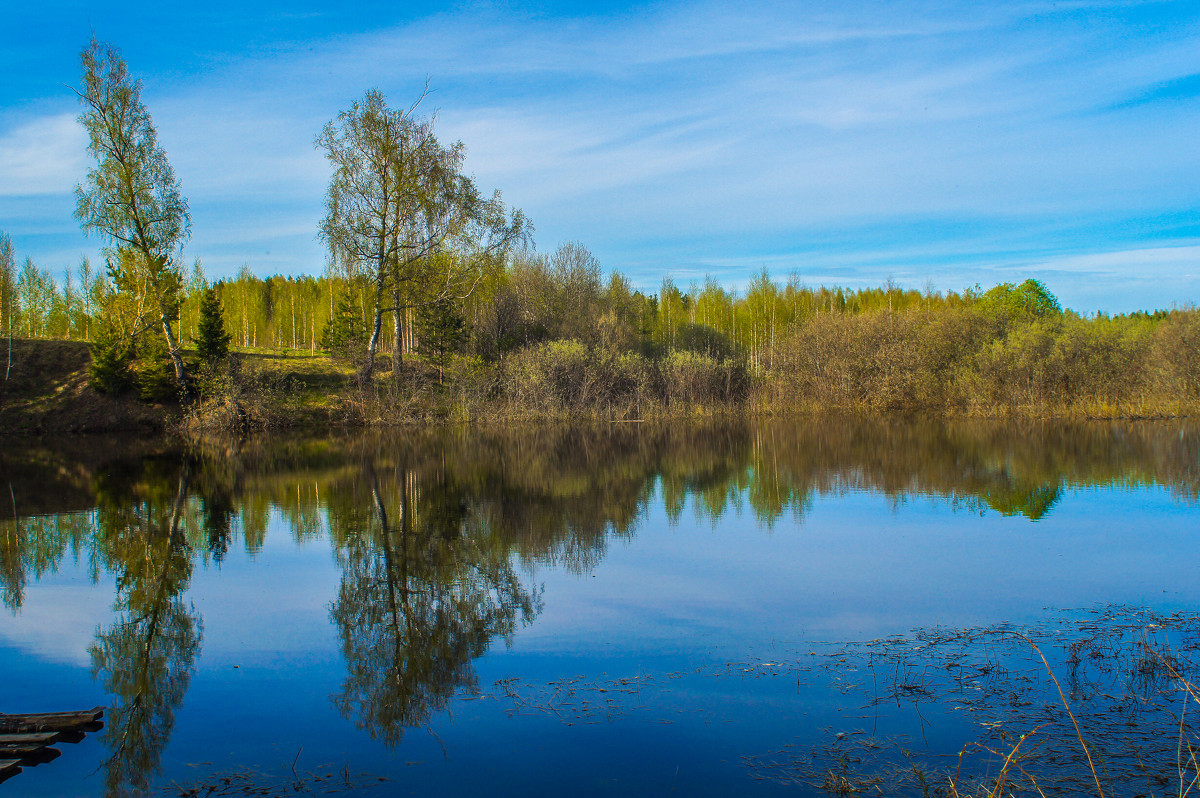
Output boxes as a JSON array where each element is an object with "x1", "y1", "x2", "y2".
[
  {"x1": 2, "y1": 311, "x2": 1197, "y2": 437},
  {"x1": 171, "y1": 292, "x2": 1200, "y2": 431},
  {"x1": 0, "y1": 339, "x2": 168, "y2": 435}
]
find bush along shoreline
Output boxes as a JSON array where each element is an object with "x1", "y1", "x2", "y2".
[
  {"x1": 183, "y1": 276, "x2": 1200, "y2": 431},
  {"x1": 1, "y1": 276, "x2": 1197, "y2": 436},
  {"x1": 1, "y1": 49, "x2": 1194, "y2": 435}
]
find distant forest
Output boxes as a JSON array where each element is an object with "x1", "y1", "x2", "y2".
[
  {"x1": 1, "y1": 234, "x2": 1127, "y2": 362},
  {"x1": 2, "y1": 231, "x2": 1198, "y2": 417},
  {"x1": 0, "y1": 36, "x2": 1197, "y2": 421}
]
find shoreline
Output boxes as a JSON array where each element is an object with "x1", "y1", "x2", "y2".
[{"x1": 0, "y1": 338, "x2": 1195, "y2": 439}]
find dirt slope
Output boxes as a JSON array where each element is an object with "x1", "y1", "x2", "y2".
[{"x1": 0, "y1": 339, "x2": 171, "y2": 436}]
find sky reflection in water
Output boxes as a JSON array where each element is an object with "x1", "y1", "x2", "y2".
[{"x1": 1, "y1": 418, "x2": 1198, "y2": 796}]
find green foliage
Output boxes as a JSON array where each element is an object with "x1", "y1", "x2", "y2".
[
  {"x1": 195, "y1": 286, "x2": 231, "y2": 364},
  {"x1": 75, "y1": 37, "x2": 191, "y2": 392},
  {"x1": 674, "y1": 322, "x2": 737, "y2": 361},
  {"x1": 8, "y1": 197, "x2": 1200, "y2": 422},
  {"x1": 0, "y1": 234, "x2": 17, "y2": 344},
  {"x1": 83, "y1": 308, "x2": 179, "y2": 403},
  {"x1": 662, "y1": 350, "x2": 748, "y2": 406},
  {"x1": 86, "y1": 463, "x2": 201, "y2": 796},
  {"x1": 317, "y1": 88, "x2": 530, "y2": 376},
  {"x1": 135, "y1": 329, "x2": 179, "y2": 401},
  {"x1": 88, "y1": 322, "x2": 134, "y2": 394},
  {"x1": 320, "y1": 290, "x2": 366, "y2": 361},
  {"x1": 329, "y1": 464, "x2": 537, "y2": 744},
  {"x1": 982, "y1": 279, "x2": 1062, "y2": 321},
  {"x1": 75, "y1": 40, "x2": 189, "y2": 257},
  {"x1": 416, "y1": 298, "x2": 465, "y2": 381},
  {"x1": 983, "y1": 482, "x2": 1062, "y2": 520}
]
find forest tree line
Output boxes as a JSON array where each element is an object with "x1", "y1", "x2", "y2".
[
  {"x1": 0, "y1": 36, "x2": 1197, "y2": 419},
  {"x1": 4, "y1": 222, "x2": 1199, "y2": 417}
]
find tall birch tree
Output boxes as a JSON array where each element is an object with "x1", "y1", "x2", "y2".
[
  {"x1": 74, "y1": 38, "x2": 192, "y2": 396},
  {"x1": 318, "y1": 88, "x2": 530, "y2": 378}
]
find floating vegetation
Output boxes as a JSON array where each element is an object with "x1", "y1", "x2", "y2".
[
  {"x1": 485, "y1": 673, "x2": 658, "y2": 725},
  {"x1": 743, "y1": 606, "x2": 1200, "y2": 796},
  {"x1": 469, "y1": 607, "x2": 1200, "y2": 796},
  {"x1": 160, "y1": 758, "x2": 385, "y2": 797}
]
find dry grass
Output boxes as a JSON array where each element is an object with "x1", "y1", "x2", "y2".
[
  {"x1": 743, "y1": 608, "x2": 1200, "y2": 797},
  {"x1": 0, "y1": 338, "x2": 168, "y2": 434}
]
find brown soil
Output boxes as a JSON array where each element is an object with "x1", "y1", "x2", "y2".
[{"x1": 0, "y1": 338, "x2": 173, "y2": 436}]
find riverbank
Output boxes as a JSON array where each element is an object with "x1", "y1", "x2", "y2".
[
  {"x1": 0, "y1": 336, "x2": 1195, "y2": 437},
  {"x1": 0, "y1": 340, "x2": 169, "y2": 435}
]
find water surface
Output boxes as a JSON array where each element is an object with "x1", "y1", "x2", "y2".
[{"x1": 2, "y1": 418, "x2": 1198, "y2": 796}]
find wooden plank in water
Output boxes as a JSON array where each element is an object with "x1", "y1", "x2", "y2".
[
  {"x1": 0, "y1": 707, "x2": 104, "y2": 733},
  {"x1": 1, "y1": 707, "x2": 104, "y2": 723},
  {"x1": 5, "y1": 746, "x2": 59, "y2": 766},
  {"x1": 0, "y1": 759, "x2": 21, "y2": 784},
  {"x1": 54, "y1": 730, "x2": 87, "y2": 744},
  {"x1": 0, "y1": 742, "x2": 48, "y2": 755},
  {"x1": 0, "y1": 732, "x2": 59, "y2": 745}
]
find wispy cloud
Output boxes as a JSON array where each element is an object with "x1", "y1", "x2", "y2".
[
  {"x1": 0, "y1": 113, "x2": 86, "y2": 197},
  {"x1": 0, "y1": 581, "x2": 114, "y2": 667},
  {"x1": 1, "y1": 0, "x2": 1197, "y2": 310}
]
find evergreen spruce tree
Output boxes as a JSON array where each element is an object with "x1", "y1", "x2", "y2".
[
  {"x1": 135, "y1": 328, "x2": 177, "y2": 401},
  {"x1": 320, "y1": 291, "x2": 365, "y2": 362},
  {"x1": 416, "y1": 298, "x2": 466, "y2": 383},
  {"x1": 195, "y1": 286, "x2": 231, "y2": 365},
  {"x1": 87, "y1": 322, "x2": 134, "y2": 394}
]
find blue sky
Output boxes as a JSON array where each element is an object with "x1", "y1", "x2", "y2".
[{"x1": 1, "y1": 0, "x2": 1198, "y2": 312}]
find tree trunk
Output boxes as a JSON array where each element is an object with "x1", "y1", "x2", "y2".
[
  {"x1": 161, "y1": 314, "x2": 190, "y2": 400},
  {"x1": 392, "y1": 290, "x2": 403, "y2": 376},
  {"x1": 362, "y1": 306, "x2": 383, "y2": 379},
  {"x1": 5, "y1": 297, "x2": 11, "y2": 382}
]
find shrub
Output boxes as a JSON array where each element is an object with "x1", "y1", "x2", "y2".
[
  {"x1": 499, "y1": 341, "x2": 746, "y2": 417},
  {"x1": 674, "y1": 323, "x2": 737, "y2": 361},
  {"x1": 183, "y1": 358, "x2": 295, "y2": 432},
  {"x1": 662, "y1": 351, "x2": 747, "y2": 406},
  {"x1": 134, "y1": 329, "x2": 179, "y2": 402},
  {"x1": 769, "y1": 311, "x2": 951, "y2": 411},
  {"x1": 971, "y1": 315, "x2": 1155, "y2": 413},
  {"x1": 87, "y1": 323, "x2": 134, "y2": 394},
  {"x1": 1152, "y1": 310, "x2": 1200, "y2": 400},
  {"x1": 973, "y1": 319, "x2": 1062, "y2": 411}
]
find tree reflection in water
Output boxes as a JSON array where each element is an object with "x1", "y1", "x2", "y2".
[
  {"x1": 87, "y1": 459, "x2": 202, "y2": 798},
  {"x1": 328, "y1": 460, "x2": 540, "y2": 746},
  {"x1": 0, "y1": 418, "x2": 1197, "y2": 792}
]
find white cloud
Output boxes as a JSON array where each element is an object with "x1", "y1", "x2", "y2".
[
  {"x1": 663, "y1": 241, "x2": 1200, "y2": 313},
  {"x1": 0, "y1": 581, "x2": 115, "y2": 667},
  {"x1": 1028, "y1": 244, "x2": 1200, "y2": 284},
  {"x1": 0, "y1": 114, "x2": 86, "y2": 197},
  {"x1": 4, "y1": 0, "x2": 1199, "y2": 304}
]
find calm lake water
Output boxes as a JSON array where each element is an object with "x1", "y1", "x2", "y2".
[{"x1": 2, "y1": 418, "x2": 1199, "y2": 797}]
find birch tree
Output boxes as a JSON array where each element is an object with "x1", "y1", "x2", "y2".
[
  {"x1": 318, "y1": 88, "x2": 530, "y2": 378},
  {"x1": 74, "y1": 38, "x2": 192, "y2": 396}
]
